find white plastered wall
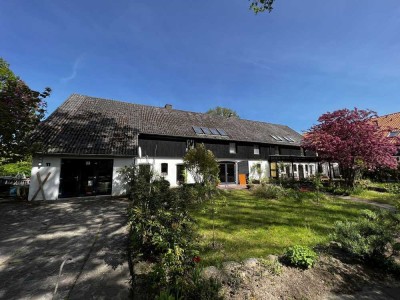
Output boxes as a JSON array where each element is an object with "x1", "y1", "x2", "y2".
[
  {"x1": 248, "y1": 160, "x2": 270, "y2": 181},
  {"x1": 29, "y1": 156, "x2": 136, "y2": 200},
  {"x1": 136, "y1": 157, "x2": 195, "y2": 187},
  {"x1": 28, "y1": 156, "x2": 61, "y2": 201},
  {"x1": 112, "y1": 157, "x2": 135, "y2": 196}
]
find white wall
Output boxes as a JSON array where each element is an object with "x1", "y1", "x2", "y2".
[
  {"x1": 112, "y1": 157, "x2": 135, "y2": 196},
  {"x1": 136, "y1": 157, "x2": 195, "y2": 187},
  {"x1": 248, "y1": 160, "x2": 270, "y2": 181},
  {"x1": 28, "y1": 156, "x2": 61, "y2": 201}
]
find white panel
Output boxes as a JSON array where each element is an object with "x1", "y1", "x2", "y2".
[
  {"x1": 28, "y1": 156, "x2": 61, "y2": 201},
  {"x1": 248, "y1": 160, "x2": 270, "y2": 181},
  {"x1": 112, "y1": 158, "x2": 135, "y2": 196}
]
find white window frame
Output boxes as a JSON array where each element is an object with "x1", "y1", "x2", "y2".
[
  {"x1": 254, "y1": 144, "x2": 260, "y2": 155},
  {"x1": 229, "y1": 143, "x2": 236, "y2": 154}
]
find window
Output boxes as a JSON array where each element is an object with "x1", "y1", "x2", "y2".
[
  {"x1": 305, "y1": 165, "x2": 308, "y2": 172},
  {"x1": 254, "y1": 145, "x2": 260, "y2": 155},
  {"x1": 293, "y1": 164, "x2": 298, "y2": 172},
  {"x1": 216, "y1": 128, "x2": 228, "y2": 136},
  {"x1": 229, "y1": 143, "x2": 236, "y2": 154},
  {"x1": 139, "y1": 164, "x2": 151, "y2": 182},
  {"x1": 161, "y1": 163, "x2": 168, "y2": 175},
  {"x1": 176, "y1": 164, "x2": 185, "y2": 184},
  {"x1": 388, "y1": 131, "x2": 399, "y2": 137},
  {"x1": 310, "y1": 165, "x2": 314, "y2": 175},
  {"x1": 201, "y1": 127, "x2": 212, "y2": 134},
  {"x1": 210, "y1": 128, "x2": 220, "y2": 135},
  {"x1": 192, "y1": 126, "x2": 203, "y2": 135}
]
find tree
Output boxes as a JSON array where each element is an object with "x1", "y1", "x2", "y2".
[
  {"x1": 302, "y1": 108, "x2": 399, "y2": 187},
  {"x1": 183, "y1": 143, "x2": 219, "y2": 186},
  {"x1": 249, "y1": 0, "x2": 275, "y2": 14},
  {"x1": 0, "y1": 58, "x2": 51, "y2": 165},
  {"x1": 206, "y1": 106, "x2": 239, "y2": 118}
]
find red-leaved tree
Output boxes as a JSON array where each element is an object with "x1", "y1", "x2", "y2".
[
  {"x1": 0, "y1": 58, "x2": 51, "y2": 164},
  {"x1": 302, "y1": 108, "x2": 399, "y2": 187}
]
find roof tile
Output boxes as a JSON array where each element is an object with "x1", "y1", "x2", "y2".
[{"x1": 33, "y1": 94, "x2": 303, "y2": 155}]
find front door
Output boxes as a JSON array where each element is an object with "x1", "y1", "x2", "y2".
[
  {"x1": 219, "y1": 162, "x2": 236, "y2": 183},
  {"x1": 59, "y1": 159, "x2": 113, "y2": 198},
  {"x1": 298, "y1": 164, "x2": 305, "y2": 179}
]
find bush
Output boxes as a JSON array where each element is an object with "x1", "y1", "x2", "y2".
[
  {"x1": 283, "y1": 245, "x2": 317, "y2": 269},
  {"x1": 251, "y1": 184, "x2": 287, "y2": 200},
  {"x1": 331, "y1": 209, "x2": 400, "y2": 262},
  {"x1": 386, "y1": 183, "x2": 400, "y2": 195},
  {"x1": 124, "y1": 165, "x2": 200, "y2": 297},
  {"x1": 182, "y1": 267, "x2": 223, "y2": 300}
]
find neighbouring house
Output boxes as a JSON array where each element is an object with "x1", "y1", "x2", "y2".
[
  {"x1": 374, "y1": 112, "x2": 400, "y2": 163},
  {"x1": 28, "y1": 94, "x2": 319, "y2": 200}
]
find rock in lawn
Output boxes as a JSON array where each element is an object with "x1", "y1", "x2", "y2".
[
  {"x1": 201, "y1": 266, "x2": 224, "y2": 281},
  {"x1": 243, "y1": 258, "x2": 259, "y2": 268}
]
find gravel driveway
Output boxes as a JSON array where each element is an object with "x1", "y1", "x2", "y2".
[{"x1": 0, "y1": 198, "x2": 131, "y2": 300}]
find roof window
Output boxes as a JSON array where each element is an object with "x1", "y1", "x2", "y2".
[{"x1": 192, "y1": 126, "x2": 228, "y2": 136}]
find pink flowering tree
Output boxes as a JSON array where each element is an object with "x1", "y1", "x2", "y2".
[
  {"x1": 0, "y1": 58, "x2": 51, "y2": 164},
  {"x1": 302, "y1": 108, "x2": 399, "y2": 187}
]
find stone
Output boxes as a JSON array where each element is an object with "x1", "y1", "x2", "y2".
[
  {"x1": 222, "y1": 261, "x2": 241, "y2": 275},
  {"x1": 243, "y1": 258, "x2": 259, "y2": 268},
  {"x1": 201, "y1": 266, "x2": 223, "y2": 281}
]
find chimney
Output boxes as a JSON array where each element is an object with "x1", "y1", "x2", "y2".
[{"x1": 165, "y1": 104, "x2": 172, "y2": 110}]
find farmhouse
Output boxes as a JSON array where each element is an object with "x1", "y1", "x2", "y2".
[
  {"x1": 374, "y1": 112, "x2": 400, "y2": 162},
  {"x1": 28, "y1": 94, "x2": 319, "y2": 200}
]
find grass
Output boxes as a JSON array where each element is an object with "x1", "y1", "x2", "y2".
[
  {"x1": 351, "y1": 190, "x2": 399, "y2": 206},
  {"x1": 191, "y1": 189, "x2": 373, "y2": 266}
]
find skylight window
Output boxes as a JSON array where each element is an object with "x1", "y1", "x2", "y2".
[
  {"x1": 192, "y1": 126, "x2": 204, "y2": 135},
  {"x1": 209, "y1": 128, "x2": 220, "y2": 135},
  {"x1": 271, "y1": 135, "x2": 283, "y2": 141},
  {"x1": 201, "y1": 127, "x2": 212, "y2": 135},
  {"x1": 193, "y1": 126, "x2": 228, "y2": 136},
  {"x1": 388, "y1": 131, "x2": 399, "y2": 137},
  {"x1": 216, "y1": 128, "x2": 228, "y2": 136}
]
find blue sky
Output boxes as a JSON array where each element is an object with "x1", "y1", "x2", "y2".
[{"x1": 1, "y1": 0, "x2": 400, "y2": 132}]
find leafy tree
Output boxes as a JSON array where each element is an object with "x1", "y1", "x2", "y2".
[
  {"x1": 249, "y1": 0, "x2": 275, "y2": 14},
  {"x1": 0, "y1": 58, "x2": 51, "y2": 165},
  {"x1": 206, "y1": 106, "x2": 239, "y2": 118},
  {"x1": 302, "y1": 108, "x2": 399, "y2": 187},
  {"x1": 183, "y1": 143, "x2": 219, "y2": 186},
  {"x1": 0, "y1": 158, "x2": 32, "y2": 176}
]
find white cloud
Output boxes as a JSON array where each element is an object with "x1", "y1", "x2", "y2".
[{"x1": 61, "y1": 54, "x2": 85, "y2": 83}]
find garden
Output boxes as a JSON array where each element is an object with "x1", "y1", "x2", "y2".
[{"x1": 124, "y1": 144, "x2": 400, "y2": 299}]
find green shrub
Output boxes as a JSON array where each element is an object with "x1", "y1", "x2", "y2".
[
  {"x1": 386, "y1": 183, "x2": 400, "y2": 195},
  {"x1": 155, "y1": 290, "x2": 181, "y2": 300},
  {"x1": 182, "y1": 267, "x2": 223, "y2": 300},
  {"x1": 259, "y1": 257, "x2": 283, "y2": 275},
  {"x1": 283, "y1": 245, "x2": 317, "y2": 269},
  {"x1": 251, "y1": 184, "x2": 287, "y2": 200},
  {"x1": 124, "y1": 165, "x2": 200, "y2": 297},
  {"x1": 0, "y1": 159, "x2": 31, "y2": 176},
  {"x1": 331, "y1": 209, "x2": 400, "y2": 262}
]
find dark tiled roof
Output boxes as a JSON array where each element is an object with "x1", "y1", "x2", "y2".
[{"x1": 34, "y1": 94, "x2": 303, "y2": 155}]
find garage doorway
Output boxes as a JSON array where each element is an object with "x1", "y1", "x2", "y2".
[{"x1": 59, "y1": 159, "x2": 113, "y2": 198}]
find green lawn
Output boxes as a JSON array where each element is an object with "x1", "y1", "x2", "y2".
[
  {"x1": 192, "y1": 190, "x2": 372, "y2": 265},
  {"x1": 352, "y1": 190, "x2": 400, "y2": 206}
]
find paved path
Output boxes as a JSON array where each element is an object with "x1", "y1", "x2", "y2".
[{"x1": 0, "y1": 198, "x2": 131, "y2": 300}]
